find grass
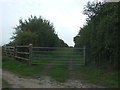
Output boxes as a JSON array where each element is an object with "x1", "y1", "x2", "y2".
[
  {"x1": 74, "y1": 65, "x2": 119, "y2": 88},
  {"x1": 47, "y1": 65, "x2": 69, "y2": 82},
  {"x1": 32, "y1": 48, "x2": 70, "y2": 82},
  {"x1": 2, "y1": 48, "x2": 119, "y2": 88},
  {"x1": 46, "y1": 49, "x2": 70, "y2": 82},
  {"x1": 2, "y1": 56, "x2": 43, "y2": 77},
  {"x1": 2, "y1": 79, "x2": 12, "y2": 88},
  {"x1": 47, "y1": 48, "x2": 84, "y2": 83},
  {"x1": 2, "y1": 48, "x2": 84, "y2": 83},
  {"x1": 46, "y1": 48, "x2": 83, "y2": 82}
]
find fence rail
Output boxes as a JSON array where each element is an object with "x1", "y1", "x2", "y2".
[
  {"x1": 3, "y1": 44, "x2": 32, "y2": 64},
  {"x1": 3, "y1": 46, "x2": 15, "y2": 57},
  {"x1": 3, "y1": 44, "x2": 86, "y2": 65}
]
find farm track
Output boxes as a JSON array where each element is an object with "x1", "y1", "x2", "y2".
[
  {"x1": 68, "y1": 58, "x2": 76, "y2": 79},
  {"x1": 33, "y1": 59, "x2": 57, "y2": 78},
  {"x1": 2, "y1": 70, "x2": 106, "y2": 88},
  {"x1": 2, "y1": 56, "x2": 106, "y2": 88},
  {"x1": 42, "y1": 60, "x2": 57, "y2": 73}
]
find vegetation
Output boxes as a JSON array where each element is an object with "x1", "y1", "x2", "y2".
[
  {"x1": 2, "y1": 48, "x2": 119, "y2": 87},
  {"x1": 73, "y1": 1, "x2": 119, "y2": 88},
  {"x1": 2, "y1": 1, "x2": 119, "y2": 88},
  {"x1": 47, "y1": 65, "x2": 69, "y2": 82},
  {"x1": 47, "y1": 49, "x2": 71, "y2": 82},
  {"x1": 74, "y1": 65, "x2": 119, "y2": 88},
  {"x1": 2, "y1": 55, "x2": 69, "y2": 83},
  {"x1": 9, "y1": 15, "x2": 68, "y2": 47},
  {"x1": 74, "y1": 1, "x2": 120, "y2": 70},
  {"x1": 2, "y1": 56, "x2": 43, "y2": 77}
]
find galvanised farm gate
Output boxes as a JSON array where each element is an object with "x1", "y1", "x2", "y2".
[{"x1": 3, "y1": 44, "x2": 86, "y2": 65}]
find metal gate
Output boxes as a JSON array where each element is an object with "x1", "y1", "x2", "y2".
[{"x1": 31, "y1": 47, "x2": 86, "y2": 65}]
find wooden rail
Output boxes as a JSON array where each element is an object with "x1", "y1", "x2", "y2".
[{"x1": 3, "y1": 44, "x2": 32, "y2": 65}]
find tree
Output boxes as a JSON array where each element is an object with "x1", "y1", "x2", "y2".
[
  {"x1": 74, "y1": 1, "x2": 119, "y2": 69},
  {"x1": 11, "y1": 15, "x2": 68, "y2": 47}
]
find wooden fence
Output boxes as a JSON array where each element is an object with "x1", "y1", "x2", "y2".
[{"x1": 3, "y1": 44, "x2": 32, "y2": 65}]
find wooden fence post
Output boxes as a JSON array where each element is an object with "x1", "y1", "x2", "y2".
[{"x1": 29, "y1": 44, "x2": 32, "y2": 65}]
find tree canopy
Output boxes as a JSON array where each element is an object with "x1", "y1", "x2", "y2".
[
  {"x1": 10, "y1": 16, "x2": 68, "y2": 47},
  {"x1": 74, "y1": 1, "x2": 119, "y2": 69}
]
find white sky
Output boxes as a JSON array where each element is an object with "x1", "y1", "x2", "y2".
[{"x1": 0, "y1": 0, "x2": 105, "y2": 46}]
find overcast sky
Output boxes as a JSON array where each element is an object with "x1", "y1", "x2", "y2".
[{"x1": 0, "y1": 0, "x2": 111, "y2": 46}]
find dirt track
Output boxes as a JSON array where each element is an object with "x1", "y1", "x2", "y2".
[{"x1": 2, "y1": 70, "x2": 105, "y2": 88}]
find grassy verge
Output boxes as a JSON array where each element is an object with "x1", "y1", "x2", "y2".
[
  {"x1": 2, "y1": 56, "x2": 43, "y2": 77},
  {"x1": 74, "y1": 65, "x2": 119, "y2": 88},
  {"x1": 2, "y1": 79, "x2": 12, "y2": 88}
]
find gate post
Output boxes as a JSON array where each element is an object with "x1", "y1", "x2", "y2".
[
  {"x1": 83, "y1": 46, "x2": 86, "y2": 65},
  {"x1": 29, "y1": 44, "x2": 32, "y2": 65}
]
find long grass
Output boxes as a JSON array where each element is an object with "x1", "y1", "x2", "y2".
[
  {"x1": 74, "y1": 65, "x2": 119, "y2": 88},
  {"x1": 2, "y1": 56, "x2": 43, "y2": 77}
]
